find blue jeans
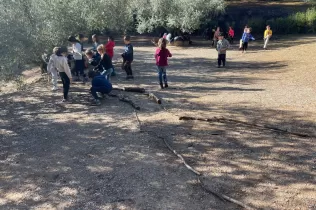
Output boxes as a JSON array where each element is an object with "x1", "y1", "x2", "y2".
[
  {"x1": 101, "y1": 68, "x2": 113, "y2": 81},
  {"x1": 157, "y1": 66, "x2": 167, "y2": 84}
]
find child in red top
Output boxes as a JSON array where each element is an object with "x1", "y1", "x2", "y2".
[
  {"x1": 105, "y1": 36, "x2": 116, "y2": 76},
  {"x1": 155, "y1": 38, "x2": 172, "y2": 89},
  {"x1": 228, "y1": 26, "x2": 235, "y2": 44}
]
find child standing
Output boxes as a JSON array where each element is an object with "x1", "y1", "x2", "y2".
[
  {"x1": 213, "y1": 27, "x2": 221, "y2": 48},
  {"x1": 105, "y1": 36, "x2": 116, "y2": 76},
  {"x1": 228, "y1": 26, "x2": 235, "y2": 44},
  {"x1": 92, "y1": 34, "x2": 100, "y2": 52},
  {"x1": 121, "y1": 35, "x2": 134, "y2": 80},
  {"x1": 47, "y1": 47, "x2": 60, "y2": 91},
  {"x1": 88, "y1": 71, "x2": 113, "y2": 106},
  {"x1": 263, "y1": 25, "x2": 272, "y2": 50},
  {"x1": 155, "y1": 38, "x2": 172, "y2": 89},
  {"x1": 55, "y1": 47, "x2": 72, "y2": 103},
  {"x1": 68, "y1": 36, "x2": 86, "y2": 81},
  {"x1": 241, "y1": 28, "x2": 255, "y2": 53},
  {"x1": 216, "y1": 33, "x2": 230, "y2": 68},
  {"x1": 95, "y1": 45, "x2": 114, "y2": 81}
]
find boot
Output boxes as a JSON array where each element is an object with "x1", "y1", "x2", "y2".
[
  {"x1": 160, "y1": 83, "x2": 164, "y2": 89},
  {"x1": 164, "y1": 83, "x2": 168, "y2": 88}
]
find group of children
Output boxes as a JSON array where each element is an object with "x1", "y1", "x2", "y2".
[
  {"x1": 47, "y1": 35, "x2": 135, "y2": 105},
  {"x1": 46, "y1": 25, "x2": 272, "y2": 105},
  {"x1": 215, "y1": 25, "x2": 273, "y2": 68},
  {"x1": 47, "y1": 34, "x2": 173, "y2": 105}
]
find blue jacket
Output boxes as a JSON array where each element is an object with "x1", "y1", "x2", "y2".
[
  {"x1": 122, "y1": 44, "x2": 133, "y2": 62},
  {"x1": 92, "y1": 75, "x2": 112, "y2": 90},
  {"x1": 241, "y1": 33, "x2": 255, "y2": 43}
]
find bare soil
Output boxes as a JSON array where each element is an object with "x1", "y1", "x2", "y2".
[{"x1": 1, "y1": 36, "x2": 316, "y2": 210}]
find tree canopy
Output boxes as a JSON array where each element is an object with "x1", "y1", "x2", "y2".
[{"x1": 0, "y1": 0, "x2": 224, "y2": 74}]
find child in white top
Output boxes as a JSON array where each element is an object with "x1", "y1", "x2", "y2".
[{"x1": 47, "y1": 47, "x2": 60, "y2": 91}]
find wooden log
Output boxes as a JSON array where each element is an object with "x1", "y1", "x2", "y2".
[
  {"x1": 123, "y1": 87, "x2": 146, "y2": 93},
  {"x1": 145, "y1": 92, "x2": 162, "y2": 104},
  {"x1": 119, "y1": 95, "x2": 140, "y2": 110}
]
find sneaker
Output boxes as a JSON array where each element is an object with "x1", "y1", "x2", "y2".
[
  {"x1": 164, "y1": 83, "x2": 168, "y2": 88},
  {"x1": 91, "y1": 99, "x2": 101, "y2": 106},
  {"x1": 61, "y1": 98, "x2": 68, "y2": 103},
  {"x1": 52, "y1": 86, "x2": 59, "y2": 91}
]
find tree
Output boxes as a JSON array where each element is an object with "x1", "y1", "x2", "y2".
[
  {"x1": 0, "y1": 0, "x2": 224, "y2": 77},
  {"x1": 132, "y1": 0, "x2": 225, "y2": 33}
]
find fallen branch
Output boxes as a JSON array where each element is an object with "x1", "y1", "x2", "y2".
[
  {"x1": 112, "y1": 87, "x2": 145, "y2": 93},
  {"x1": 119, "y1": 95, "x2": 140, "y2": 110},
  {"x1": 198, "y1": 177, "x2": 255, "y2": 210},
  {"x1": 179, "y1": 116, "x2": 313, "y2": 138},
  {"x1": 144, "y1": 92, "x2": 162, "y2": 104}
]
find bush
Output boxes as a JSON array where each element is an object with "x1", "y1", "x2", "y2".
[{"x1": 249, "y1": 7, "x2": 316, "y2": 35}]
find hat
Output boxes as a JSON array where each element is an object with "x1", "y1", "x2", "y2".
[{"x1": 68, "y1": 36, "x2": 78, "y2": 42}]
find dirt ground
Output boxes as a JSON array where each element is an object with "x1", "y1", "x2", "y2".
[{"x1": 0, "y1": 36, "x2": 316, "y2": 210}]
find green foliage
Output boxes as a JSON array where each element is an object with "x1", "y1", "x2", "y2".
[
  {"x1": 0, "y1": 0, "x2": 224, "y2": 78},
  {"x1": 247, "y1": 17, "x2": 266, "y2": 34},
  {"x1": 265, "y1": 7, "x2": 316, "y2": 35}
]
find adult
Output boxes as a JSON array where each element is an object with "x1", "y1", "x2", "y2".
[{"x1": 263, "y1": 25, "x2": 272, "y2": 50}]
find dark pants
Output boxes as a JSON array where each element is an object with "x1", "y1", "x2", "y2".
[
  {"x1": 218, "y1": 54, "x2": 226, "y2": 67},
  {"x1": 122, "y1": 61, "x2": 133, "y2": 76},
  {"x1": 228, "y1": 36, "x2": 234, "y2": 44},
  {"x1": 75, "y1": 59, "x2": 85, "y2": 77},
  {"x1": 242, "y1": 42, "x2": 248, "y2": 51},
  {"x1": 59, "y1": 72, "x2": 70, "y2": 99},
  {"x1": 90, "y1": 86, "x2": 112, "y2": 99}
]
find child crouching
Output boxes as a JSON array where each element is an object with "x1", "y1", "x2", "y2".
[{"x1": 88, "y1": 70, "x2": 112, "y2": 106}]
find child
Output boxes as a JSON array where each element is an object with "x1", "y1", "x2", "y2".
[
  {"x1": 228, "y1": 26, "x2": 235, "y2": 44},
  {"x1": 85, "y1": 49, "x2": 101, "y2": 70},
  {"x1": 263, "y1": 25, "x2": 272, "y2": 50},
  {"x1": 241, "y1": 28, "x2": 255, "y2": 53},
  {"x1": 92, "y1": 34, "x2": 99, "y2": 52},
  {"x1": 68, "y1": 36, "x2": 86, "y2": 82},
  {"x1": 105, "y1": 36, "x2": 116, "y2": 76},
  {"x1": 55, "y1": 46, "x2": 72, "y2": 103},
  {"x1": 155, "y1": 38, "x2": 172, "y2": 89},
  {"x1": 94, "y1": 45, "x2": 113, "y2": 81},
  {"x1": 213, "y1": 27, "x2": 221, "y2": 48},
  {"x1": 121, "y1": 35, "x2": 134, "y2": 80},
  {"x1": 88, "y1": 70, "x2": 112, "y2": 106},
  {"x1": 216, "y1": 33, "x2": 230, "y2": 68},
  {"x1": 47, "y1": 47, "x2": 60, "y2": 91}
]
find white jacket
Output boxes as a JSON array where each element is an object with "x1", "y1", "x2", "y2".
[
  {"x1": 55, "y1": 56, "x2": 72, "y2": 79},
  {"x1": 73, "y1": 43, "x2": 82, "y2": 60},
  {"x1": 47, "y1": 54, "x2": 58, "y2": 73}
]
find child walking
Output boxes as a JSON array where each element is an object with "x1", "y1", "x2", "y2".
[
  {"x1": 47, "y1": 47, "x2": 60, "y2": 91},
  {"x1": 121, "y1": 35, "x2": 134, "y2": 80},
  {"x1": 55, "y1": 47, "x2": 72, "y2": 103},
  {"x1": 88, "y1": 70, "x2": 113, "y2": 106},
  {"x1": 263, "y1": 25, "x2": 272, "y2": 50},
  {"x1": 94, "y1": 45, "x2": 114, "y2": 81},
  {"x1": 155, "y1": 38, "x2": 172, "y2": 89},
  {"x1": 68, "y1": 36, "x2": 86, "y2": 82},
  {"x1": 105, "y1": 36, "x2": 116, "y2": 76},
  {"x1": 240, "y1": 28, "x2": 255, "y2": 53},
  {"x1": 216, "y1": 33, "x2": 230, "y2": 68}
]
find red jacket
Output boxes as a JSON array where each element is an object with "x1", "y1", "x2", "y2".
[
  {"x1": 105, "y1": 41, "x2": 115, "y2": 59},
  {"x1": 155, "y1": 48, "x2": 172, "y2": 66},
  {"x1": 228, "y1": 29, "x2": 235, "y2": 37}
]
